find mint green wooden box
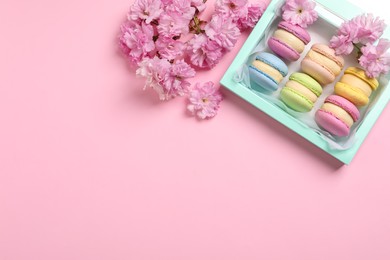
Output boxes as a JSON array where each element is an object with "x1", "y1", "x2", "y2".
[{"x1": 220, "y1": 0, "x2": 390, "y2": 164}]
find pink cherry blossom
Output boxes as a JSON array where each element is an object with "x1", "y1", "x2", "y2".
[
  {"x1": 166, "y1": 60, "x2": 196, "y2": 95},
  {"x1": 160, "y1": 0, "x2": 173, "y2": 6},
  {"x1": 282, "y1": 0, "x2": 318, "y2": 28},
  {"x1": 191, "y1": 0, "x2": 206, "y2": 13},
  {"x1": 329, "y1": 19, "x2": 360, "y2": 55},
  {"x1": 236, "y1": 3, "x2": 266, "y2": 31},
  {"x1": 165, "y1": 0, "x2": 195, "y2": 20},
  {"x1": 187, "y1": 82, "x2": 223, "y2": 119},
  {"x1": 136, "y1": 58, "x2": 195, "y2": 100},
  {"x1": 215, "y1": 0, "x2": 248, "y2": 21},
  {"x1": 155, "y1": 36, "x2": 185, "y2": 61},
  {"x1": 359, "y1": 38, "x2": 390, "y2": 78},
  {"x1": 352, "y1": 14, "x2": 386, "y2": 44},
  {"x1": 205, "y1": 14, "x2": 240, "y2": 50},
  {"x1": 330, "y1": 34, "x2": 354, "y2": 56},
  {"x1": 187, "y1": 34, "x2": 224, "y2": 69},
  {"x1": 157, "y1": 12, "x2": 190, "y2": 37},
  {"x1": 128, "y1": 0, "x2": 163, "y2": 24},
  {"x1": 120, "y1": 0, "x2": 266, "y2": 119},
  {"x1": 136, "y1": 57, "x2": 172, "y2": 100},
  {"x1": 119, "y1": 22, "x2": 155, "y2": 64},
  {"x1": 330, "y1": 14, "x2": 387, "y2": 55},
  {"x1": 119, "y1": 21, "x2": 133, "y2": 57}
]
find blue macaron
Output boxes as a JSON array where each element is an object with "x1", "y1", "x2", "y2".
[{"x1": 249, "y1": 52, "x2": 288, "y2": 92}]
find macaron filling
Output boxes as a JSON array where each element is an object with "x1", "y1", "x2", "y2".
[
  {"x1": 280, "y1": 87, "x2": 314, "y2": 112},
  {"x1": 285, "y1": 80, "x2": 318, "y2": 103},
  {"x1": 289, "y1": 73, "x2": 322, "y2": 97},
  {"x1": 301, "y1": 58, "x2": 335, "y2": 85},
  {"x1": 268, "y1": 37, "x2": 300, "y2": 60},
  {"x1": 316, "y1": 109, "x2": 350, "y2": 136},
  {"x1": 278, "y1": 21, "x2": 310, "y2": 44},
  {"x1": 334, "y1": 82, "x2": 369, "y2": 107},
  {"x1": 273, "y1": 29, "x2": 305, "y2": 53},
  {"x1": 280, "y1": 72, "x2": 323, "y2": 112},
  {"x1": 345, "y1": 67, "x2": 379, "y2": 90},
  {"x1": 341, "y1": 74, "x2": 373, "y2": 97},
  {"x1": 325, "y1": 95, "x2": 360, "y2": 121},
  {"x1": 321, "y1": 102, "x2": 354, "y2": 127},
  {"x1": 251, "y1": 60, "x2": 283, "y2": 83},
  {"x1": 312, "y1": 45, "x2": 344, "y2": 69},
  {"x1": 249, "y1": 65, "x2": 277, "y2": 85},
  {"x1": 255, "y1": 55, "x2": 288, "y2": 77},
  {"x1": 306, "y1": 50, "x2": 342, "y2": 76}
]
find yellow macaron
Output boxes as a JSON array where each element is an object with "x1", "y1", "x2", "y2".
[{"x1": 334, "y1": 67, "x2": 379, "y2": 107}]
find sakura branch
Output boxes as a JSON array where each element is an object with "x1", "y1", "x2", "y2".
[
  {"x1": 330, "y1": 13, "x2": 389, "y2": 78},
  {"x1": 119, "y1": 0, "x2": 267, "y2": 119}
]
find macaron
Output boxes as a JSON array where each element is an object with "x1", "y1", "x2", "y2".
[
  {"x1": 334, "y1": 67, "x2": 379, "y2": 107},
  {"x1": 315, "y1": 95, "x2": 360, "y2": 137},
  {"x1": 268, "y1": 21, "x2": 311, "y2": 61},
  {"x1": 249, "y1": 52, "x2": 288, "y2": 92},
  {"x1": 280, "y1": 72, "x2": 322, "y2": 112},
  {"x1": 301, "y1": 44, "x2": 344, "y2": 85}
]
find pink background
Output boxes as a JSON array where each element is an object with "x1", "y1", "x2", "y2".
[{"x1": 1, "y1": 0, "x2": 390, "y2": 259}]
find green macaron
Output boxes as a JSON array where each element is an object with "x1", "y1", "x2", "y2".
[{"x1": 280, "y1": 72, "x2": 322, "y2": 112}]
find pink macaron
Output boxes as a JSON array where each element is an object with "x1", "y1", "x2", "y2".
[
  {"x1": 268, "y1": 21, "x2": 311, "y2": 61},
  {"x1": 315, "y1": 95, "x2": 360, "y2": 137}
]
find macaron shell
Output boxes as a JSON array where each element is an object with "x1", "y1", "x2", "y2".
[
  {"x1": 321, "y1": 103, "x2": 354, "y2": 127},
  {"x1": 345, "y1": 67, "x2": 379, "y2": 90},
  {"x1": 280, "y1": 87, "x2": 314, "y2": 112},
  {"x1": 311, "y1": 44, "x2": 345, "y2": 69},
  {"x1": 268, "y1": 37, "x2": 300, "y2": 61},
  {"x1": 334, "y1": 82, "x2": 369, "y2": 106},
  {"x1": 289, "y1": 72, "x2": 322, "y2": 97},
  {"x1": 279, "y1": 21, "x2": 311, "y2": 44},
  {"x1": 340, "y1": 74, "x2": 372, "y2": 97},
  {"x1": 301, "y1": 58, "x2": 335, "y2": 85},
  {"x1": 306, "y1": 49, "x2": 342, "y2": 76},
  {"x1": 285, "y1": 80, "x2": 318, "y2": 102},
  {"x1": 256, "y1": 52, "x2": 289, "y2": 76},
  {"x1": 315, "y1": 109, "x2": 350, "y2": 137},
  {"x1": 273, "y1": 29, "x2": 305, "y2": 53},
  {"x1": 325, "y1": 94, "x2": 360, "y2": 121},
  {"x1": 252, "y1": 60, "x2": 283, "y2": 83},
  {"x1": 249, "y1": 65, "x2": 279, "y2": 92}
]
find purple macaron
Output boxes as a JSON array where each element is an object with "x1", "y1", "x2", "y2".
[{"x1": 268, "y1": 21, "x2": 311, "y2": 61}]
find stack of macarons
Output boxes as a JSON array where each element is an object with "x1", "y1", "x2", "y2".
[
  {"x1": 315, "y1": 67, "x2": 379, "y2": 137},
  {"x1": 334, "y1": 67, "x2": 379, "y2": 107},
  {"x1": 315, "y1": 95, "x2": 360, "y2": 137},
  {"x1": 248, "y1": 52, "x2": 288, "y2": 92},
  {"x1": 245, "y1": 17, "x2": 382, "y2": 139},
  {"x1": 280, "y1": 72, "x2": 322, "y2": 112},
  {"x1": 301, "y1": 44, "x2": 345, "y2": 85},
  {"x1": 268, "y1": 21, "x2": 311, "y2": 61}
]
